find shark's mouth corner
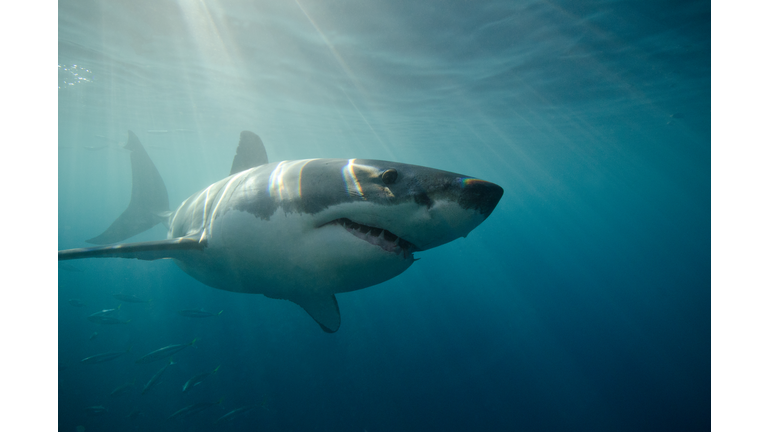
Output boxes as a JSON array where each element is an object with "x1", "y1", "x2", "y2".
[{"x1": 323, "y1": 218, "x2": 416, "y2": 259}]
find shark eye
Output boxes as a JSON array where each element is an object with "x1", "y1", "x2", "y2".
[{"x1": 381, "y1": 169, "x2": 398, "y2": 185}]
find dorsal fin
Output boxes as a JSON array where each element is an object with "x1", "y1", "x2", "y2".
[
  {"x1": 87, "y1": 131, "x2": 169, "y2": 244},
  {"x1": 229, "y1": 131, "x2": 268, "y2": 176}
]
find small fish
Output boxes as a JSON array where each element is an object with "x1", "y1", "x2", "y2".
[
  {"x1": 86, "y1": 305, "x2": 125, "y2": 324},
  {"x1": 80, "y1": 347, "x2": 131, "y2": 364},
  {"x1": 85, "y1": 405, "x2": 107, "y2": 416},
  {"x1": 68, "y1": 299, "x2": 86, "y2": 307},
  {"x1": 136, "y1": 339, "x2": 196, "y2": 364},
  {"x1": 666, "y1": 113, "x2": 686, "y2": 125},
  {"x1": 92, "y1": 307, "x2": 119, "y2": 315},
  {"x1": 113, "y1": 294, "x2": 151, "y2": 304},
  {"x1": 178, "y1": 309, "x2": 223, "y2": 318},
  {"x1": 87, "y1": 315, "x2": 130, "y2": 325},
  {"x1": 182, "y1": 365, "x2": 220, "y2": 392},
  {"x1": 88, "y1": 305, "x2": 121, "y2": 317},
  {"x1": 167, "y1": 398, "x2": 223, "y2": 420},
  {"x1": 126, "y1": 410, "x2": 142, "y2": 419},
  {"x1": 146, "y1": 129, "x2": 169, "y2": 134},
  {"x1": 142, "y1": 360, "x2": 175, "y2": 395},
  {"x1": 110, "y1": 380, "x2": 136, "y2": 396},
  {"x1": 89, "y1": 332, "x2": 98, "y2": 341},
  {"x1": 83, "y1": 145, "x2": 109, "y2": 151},
  {"x1": 216, "y1": 405, "x2": 256, "y2": 423}
]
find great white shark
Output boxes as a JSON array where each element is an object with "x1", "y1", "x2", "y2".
[{"x1": 59, "y1": 131, "x2": 503, "y2": 332}]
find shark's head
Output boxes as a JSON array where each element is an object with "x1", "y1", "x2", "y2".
[
  {"x1": 218, "y1": 158, "x2": 504, "y2": 297},
  {"x1": 296, "y1": 158, "x2": 504, "y2": 254}
]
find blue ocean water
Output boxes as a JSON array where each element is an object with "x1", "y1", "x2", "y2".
[{"x1": 58, "y1": 0, "x2": 710, "y2": 431}]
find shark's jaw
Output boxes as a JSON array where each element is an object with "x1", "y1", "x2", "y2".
[{"x1": 320, "y1": 218, "x2": 416, "y2": 259}]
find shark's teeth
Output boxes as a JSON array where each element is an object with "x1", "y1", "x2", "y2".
[{"x1": 328, "y1": 218, "x2": 414, "y2": 259}]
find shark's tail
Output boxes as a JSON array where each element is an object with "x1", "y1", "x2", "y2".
[{"x1": 87, "y1": 131, "x2": 170, "y2": 244}]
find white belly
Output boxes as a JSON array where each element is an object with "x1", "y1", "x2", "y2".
[{"x1": 173, "y1": 209, "x2": 413, "y2": 300}]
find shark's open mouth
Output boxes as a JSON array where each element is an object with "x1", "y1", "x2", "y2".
[{"x1": 325, "y1": 218, "x2": 415, "y2": 259}]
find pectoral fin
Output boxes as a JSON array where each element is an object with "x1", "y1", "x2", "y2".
[
  {"x1": 58, "y1": 236, "x2": 206, "y2": 261},
  {"x1": 290, "y1": 294, "x2": 341, "y2": 333}
]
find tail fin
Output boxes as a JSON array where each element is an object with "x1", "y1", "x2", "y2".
[{"x1": 87, "y1": 131, "x2": 170, "y2": 244}]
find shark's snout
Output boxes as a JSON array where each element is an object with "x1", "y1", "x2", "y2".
[{"x1": 458, "y1": 179, "x2": 504, "y2": 218}]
